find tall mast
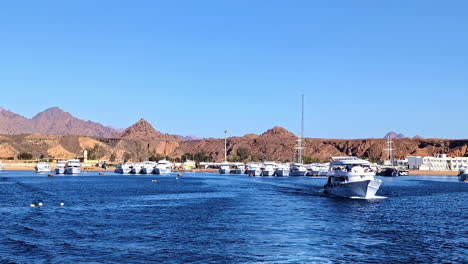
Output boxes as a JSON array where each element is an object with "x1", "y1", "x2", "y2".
[
  {"x1": 384, "y1": 136, "x2": 394, "y2": 164},
  {"x1": 296, "y1": 95, "x2": 305, "y2": 163},
  {"x1": 224, "y1": 129, "x2": 228, "y2": 162}
]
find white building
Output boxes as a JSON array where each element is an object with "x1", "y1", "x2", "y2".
[{"x1": 407, "y1": 154, "x2": 468, "y2": 171}]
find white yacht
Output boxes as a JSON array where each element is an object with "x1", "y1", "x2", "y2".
[
  {"x1": 234, "y1": 163, "x2": 246, "y2": 174},
  {"x1": 130, "y1": 163, "x2": 143, "y2": 174},
  {"x1": 458, "y1": 167, "x2": 468, "y2": 182},
  {"x1": 0, "y1": 161, "x2": 4, "y2": 172},
  {"x1": 317, "y1": 164, "x2": 329, "y2": 176},
  {"x1": 141, "y1": 161, "x2": 157, "y2": 174},
  {"x1": 324, "y1": 156, "x2": 382, "y2": 199},
  {"x1": 154, "y1": 160, "x2": 172, "y2": 174},
  {"x1": 219, "y1": 161, "x2": 231, "y2": 174},
  {"x1": 290, "y1": 163, "x2": 308, "y2": 176},
  {"x1": 262, "y1": 161, "x2": 277, "y2": 176},
  {"x1": 64, "y1": 159, "x2": 81, "y2": 174},
  {"x1": 114, "y1": 163, "x2": 132, "y2": 174},
  {"x1": 35, "y1": 162, "x2": 51, "y2": 172},
  {"x1": 246, "y1": 163, "x2": 262, "y2": 176},
  {"x1": 275, "y1": 163, "x2": 290, "y2": 176},
  {"x1": 55, "y1": 160, "x2": 66, "y2": 174}
]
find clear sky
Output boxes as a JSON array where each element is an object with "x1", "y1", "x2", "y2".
[{"x1": 0, "y1": 1, "x2": 467, "y2": 139}]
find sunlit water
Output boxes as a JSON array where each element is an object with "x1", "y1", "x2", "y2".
[{"x1": 0, "y1": 171, "x2": 466, "y2": 263}]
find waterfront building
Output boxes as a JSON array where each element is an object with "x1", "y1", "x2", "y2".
[{"x1": 407, "y1": 154, "x2": 468, "y2": 171}]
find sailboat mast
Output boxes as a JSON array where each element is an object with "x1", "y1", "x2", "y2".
[
  {"x1": 298, "y1": 95, "x2": 305, "y2": 163},
  {"x1": 224, "y1": 129, "x2": 228, "y2": 162}
]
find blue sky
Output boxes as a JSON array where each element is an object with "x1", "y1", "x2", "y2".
[{"x1": 0, "y1": 1, "x2": 467, "y2": 139}]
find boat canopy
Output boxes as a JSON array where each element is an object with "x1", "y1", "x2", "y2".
[{"x1": 329, "y1": 156, "x2": 370, "y2": 165}]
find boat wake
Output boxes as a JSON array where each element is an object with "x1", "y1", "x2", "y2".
[{"x1": 349, "y1": 195, "x2": 387, "y2": 200}]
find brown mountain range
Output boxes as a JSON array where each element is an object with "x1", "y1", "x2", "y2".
[
  {"x1": 0, "y1": 107, "x2": 118, "y2": 137},
  {"x1": 1, "y1": 117, "x2": 467, "y2": 163}
]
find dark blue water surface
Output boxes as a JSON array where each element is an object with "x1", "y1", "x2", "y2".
[{"x1": 0, "y1": 171, "x2": 466, "y2": 264}]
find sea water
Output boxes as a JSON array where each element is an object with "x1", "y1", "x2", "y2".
[{"x1": 0, "y1": 171, "x2": 466, "y2": 263}]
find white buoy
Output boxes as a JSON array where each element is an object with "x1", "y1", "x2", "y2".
[
  {"x1": 59, "y1": 202, "x2": 64, "y2": 206},
  {"x1": 38, "y1": 202, "x2": 43, "y2": 206}
]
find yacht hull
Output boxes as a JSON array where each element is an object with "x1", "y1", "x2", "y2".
[
  {"x1": 55, "y1": 168, "x2": 65, "y2": 174},
  {"x1": 219, "y1": 169, "x2": 230, "y2": 174},
  {"x1": 64, "y1": 167, "x2": 80, "y2": 174},
  {"x1": 247, "y1": 169, "x2": 262, "y2": 176},
  {"x1": 115, "y1": 168, "x2": 131, "y2": 174},
  {"x1": 155, "y1": 168, "x2": 171, "y2": 174},
  {"x1": 35, "y1": 168, "x2": 51, "y2": 173},
  {"x1": 141, "y1": 168, "x2": 154, "y2": 174},
  {"x1": 234, "y1": 169, "x2": 245, "y2": 174},
  {"x1": 275, "y1": 169, "x2": 289, "y2": 177},
  {"x1": 262, "y1": 170, "x2": 275, "y2": 176},
  {"x1": 290, "y1": 171, "x2": 308, "y2": 176},
  {"x1": 324, "y1": 179, "x2": 381, "y2": 199}
]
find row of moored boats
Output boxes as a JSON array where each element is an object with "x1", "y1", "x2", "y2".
[
  {"x1": 114, "y1": 160, "x2": 172, "y2": 174},
  {"x1": 219, "y1": 161, "x2": 329, "y2": 176}
]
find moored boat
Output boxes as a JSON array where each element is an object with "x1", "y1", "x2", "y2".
[
  {"x1": 141, "y1": 161, "x2": 157, "y2": 174},
  {"x1": 246, "y1": 163, "x2": 262, "y2": 176},
  {"x1": 35, "y1": 162, "x2": 51, "y2": 172},
  {"x1": 115, "y1": 163, "x2": 132, "y2": 174},
  {"x1": 324, "y1": 156, "x2": 382, "y2": 199},
  {"x1": 219, "y1": 161, "x2": 230, "y2": 174},
  {"x1": 275, "y1": 163, "x2": 290, "y2": 176},
  {"x1": 154, "y1": 160, "x2": 172, "y2": 174},
  {"x1": 130, "y1": 163, "x2": 143, "y2": 174},
  {"x1": 233, "y1": 163, "x2": 246, "y2": 174},
  {"x1": 55, "y1": 160, "x2": 66, "y2": 174},
  {"x1": 64, "y1": 159, "x2": 81, "y2": 174},
  {"x1": 0, "y1": 161, "x2": 4, "y2": 172},
  {"x1": 262, "y1": 161, "x2": 276, "y2": 176},
  {"x1": 290, "y1": 163, "x2": 308, "y2": 176}
]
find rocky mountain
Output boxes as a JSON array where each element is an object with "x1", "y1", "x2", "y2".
[
  {"x1": 0, "y1": 107, "x2": 118, "y2": 137},
  {"x1": 1, "y1": 119, "x2": 467, "y2": 163},
  {"x1": 384, "y1": 132, "x2": 407, "y2": 139}
]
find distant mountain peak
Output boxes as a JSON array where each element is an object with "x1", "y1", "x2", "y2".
[
  {"x1": 384, "y1": 131, "x2": 407, "y2": 139},
  {"x1": 32, "y1": 106, "x2": 72, "y2": 120},
  {"x1": 261, "y1": 126, "x2": 296, "y2": 137},
  {"x1": 0, "y1": 107, "x2": 5, "y2": 112},
  {"x1": 119, "y1": 118, "x2": 160, "y2": 140}
]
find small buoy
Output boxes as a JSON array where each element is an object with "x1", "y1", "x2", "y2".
[
  {"x1": 38, "y1": 202, "x2": 43, "y2": 207},
  {"x1": 59, "y1": 202, "x2": 64, "y2": 206},
  {"x1": 151, "y1": 179, "x2": 158, "y2": 182},
  {"x1": 35, "y1": 171, "x2": 40, "y2": 174},
  {"x1": 177, "y1": 174, "x2": 183, "y2": 177},
  {"x1": 30, "y1": 204, "x2": 36, "y2": 207},
  {"x1": 48, "y1": 174, "x2": 54, "y2": 177},
  {"x1": 99, "y1": 173, "x2": 104, "y2": 175},
  {"x1": 249, "y1": 173, "x2": 254, "y2": 177}
]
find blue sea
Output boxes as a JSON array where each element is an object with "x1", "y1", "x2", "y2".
[{"x1": 0, "y1": 171, "x2": 466, "y2": 264}]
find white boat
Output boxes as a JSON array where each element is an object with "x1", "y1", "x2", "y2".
[
  {"x1": 246, "y1": 163, "x2": 262, "y2": 176},
  {"x1": 130, "y1": 163, "x2": 143, "y2": 174},
  {"x1": 219, "y1": 161, "x2": 231, "y2": 174},
  {"x1": 275, "y1": 163, "x2": 290, "y2": 176},
  {"x1": 35, "y1": 162, "x2": 51, "y2": 172},
  {"x1": 114, "y1": 163, "x2": 132, "y2": 174},
  {"x1": 0, "y1": 161, "x2": 4, "y2": 172},
  {"x1": 154, "y1": 160, "x2": 172, "y2": 174},
  {"x1": 324, "y1": 156, "x2": 382, "y2": 199},
  {"x1": 262, "y1": 161, "x2": 276, "y2": 176},
  {"x1": 290, "y1": 163, "x2": 308, "y2": 176},
  {"x1": 64, "y1": 159, "x2": 81, "y2": 174},
  {"x1": 141, "y1": 161, "x2": 157, "y2": 174},
  {"x1": 234, "y1": 164, "x2": 246, "y2": 174},
  {"x1": 55, "y1": 160, "x2": 66, "y2": 174},
  {"x1": 458, "y1": 167, "x2": 468, "y2": 182}
]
